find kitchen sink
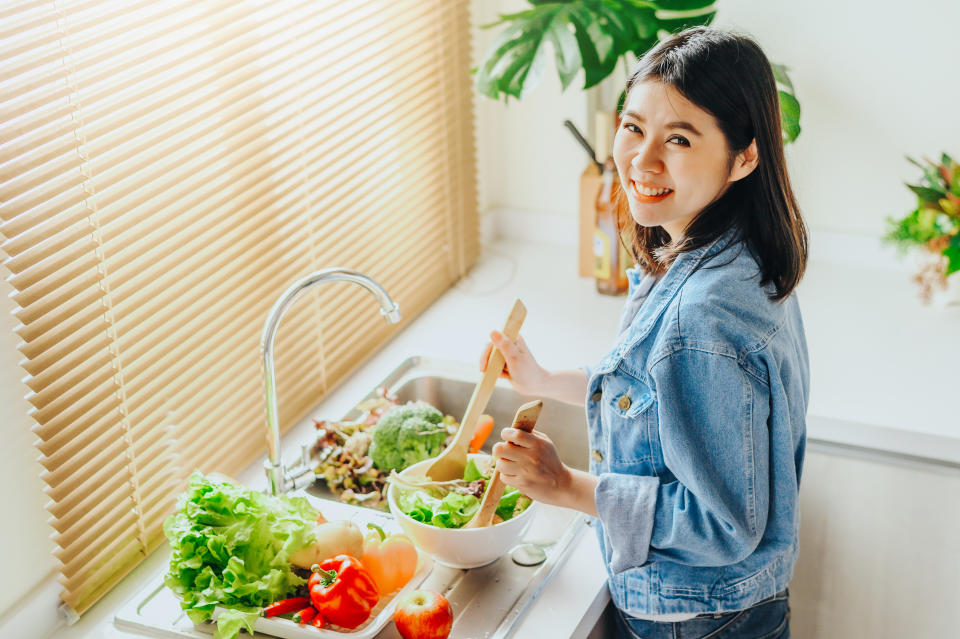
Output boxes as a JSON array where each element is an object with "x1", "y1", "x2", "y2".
[{"x1": 115, "y1": 356, "x2": 593, "y2": 639}]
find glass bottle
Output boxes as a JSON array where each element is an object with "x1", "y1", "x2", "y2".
[{"x1": 593, "y1": 111, "x2": 629, "y2": 295}]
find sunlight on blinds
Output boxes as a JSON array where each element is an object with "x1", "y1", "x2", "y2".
[{"x1": 0, "y1": 0, "x2": 477, "y2": 618}]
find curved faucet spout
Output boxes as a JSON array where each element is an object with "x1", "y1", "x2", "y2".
[{"x1": 261, "y1": 268, "x2": 401, "y2": 495}]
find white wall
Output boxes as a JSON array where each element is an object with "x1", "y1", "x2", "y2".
[{"x1": 474, "y1": 0, "x2": 960, "y2": 239}]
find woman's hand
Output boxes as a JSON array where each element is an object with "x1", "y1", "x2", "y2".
[
  {"x1": 492, "y1": 428, "x2": 570, "y2": 506},
  {"x1": 492, "y1": 428, "x2": 600, "y2": 517},
  {"x1": 479, "y1": 331, "x2": 548, "y2": 396}
]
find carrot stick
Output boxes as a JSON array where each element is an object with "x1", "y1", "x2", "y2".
[{"x1": 469, "y1": 414, "x2": 495, "y2": 453}]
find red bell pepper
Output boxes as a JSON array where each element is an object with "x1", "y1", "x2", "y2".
[
  {"x1": 263, "y1": 596, "x2": 310, "y2": 617},
  {"x1": 308, "y1": 555, "x2": 380, "y2": 629}
]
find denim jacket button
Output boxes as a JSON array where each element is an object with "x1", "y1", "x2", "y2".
[
  {"x1": 617, "y1": 395, "x2": 632, "y2": 411},
  {"x1": 591, "y1": 450, "x2": 603, "y2": 462},
  {"x1": 591, "y1": 391, "x2": 602, "y2": 402}
]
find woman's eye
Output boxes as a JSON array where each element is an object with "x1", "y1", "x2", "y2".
[
  {"x1": 668, "y1": 135, "x2": 690, "y2": 147},
  {"x1": 624, "y1": 123, "x2": 642, "y2": 134}
]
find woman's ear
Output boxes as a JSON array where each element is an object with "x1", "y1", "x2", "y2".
[{"x1": 729, "y1": 139, "x2": 759, "y2": 182}]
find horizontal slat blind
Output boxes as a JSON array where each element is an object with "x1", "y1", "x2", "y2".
[{"x1": 1, "y1": 0, "x2": 477, "y2": 619}]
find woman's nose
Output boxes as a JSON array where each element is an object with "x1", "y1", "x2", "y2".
[{"x1": 631, "y1": 142, "x2": 663, "y2": 174}]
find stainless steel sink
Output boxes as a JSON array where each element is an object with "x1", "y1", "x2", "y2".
[
  {"x1": 307, "y1": 355, "x2": 590, "y2": 484},
  {"x1": 115, "y1": 356, "x2": 592, "y2": 639}
]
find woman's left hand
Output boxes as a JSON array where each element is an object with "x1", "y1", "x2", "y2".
[{"x1": 492, "y1": 427, "x2": 571, "y2": 507}]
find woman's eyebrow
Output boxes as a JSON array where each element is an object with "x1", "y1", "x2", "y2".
[{"x1": 621, "y1": 110, "x2": 702, "y2": 136}]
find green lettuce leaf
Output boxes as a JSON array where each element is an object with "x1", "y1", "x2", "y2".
[
  {"x1": 163, "y1": 472, "x2": 319, "y2": 639},
  {"x1": 434, "y1": 493, "x2": 481, "y2": 528},
  {"x1": 463, "y1": 458, "x2": 486, "y2": 482},
  {"x1": 397, "y1": 487, "x2": 481, "y2": 528}
]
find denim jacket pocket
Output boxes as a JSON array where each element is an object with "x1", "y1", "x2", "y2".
[{"x1": 600, "y1": 370, "x2": 656, "y2": 474}]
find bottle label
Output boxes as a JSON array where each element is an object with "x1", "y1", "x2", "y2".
[{"x1": 594, "y1": 230, "x2": 611, "y2": 279}]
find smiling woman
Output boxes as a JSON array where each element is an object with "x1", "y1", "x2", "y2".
[
  {"x1": 613, "y1": 27, "x2": 806, "y2": 302},
  {"x1": 0, "y1": 0, "x2": 477, "y2": 622}
]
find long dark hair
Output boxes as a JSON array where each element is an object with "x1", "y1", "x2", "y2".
[{"x1": 616, "y1": 26, "x2": 807, "y2": 301}]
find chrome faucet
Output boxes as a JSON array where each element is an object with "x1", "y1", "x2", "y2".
[{"x1": 260, "y1": 268, "x2": 401, "y2": 495}]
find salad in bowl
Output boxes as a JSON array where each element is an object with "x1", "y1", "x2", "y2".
[{"x1": 386, "y1": 453, "x2": 538, "y2": 568}]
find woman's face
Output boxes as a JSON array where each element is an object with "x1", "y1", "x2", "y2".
[{"x1": 613, "y1": 79, "x2": 753, "y2": 240}]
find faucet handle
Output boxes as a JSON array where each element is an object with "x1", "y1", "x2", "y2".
[{"x1": 300, "y1": 443, "x2": 312, "y2": 468}]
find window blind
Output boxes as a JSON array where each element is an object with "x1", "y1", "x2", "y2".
[{"x1": 1, "y1": 0, "x2": 477, "y2": 619}]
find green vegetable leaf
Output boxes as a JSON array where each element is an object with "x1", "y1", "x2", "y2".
[
  {"x1": 163, "y1": 473, "x2": 321, "y2": 639},
  {"x1": 496, "y1": 489, "x2": 522, "y2": 521},
  {"x1": 436, "y1": 492, "x2": 481, "y2": 528},
  {"x1": 214, "y1": 609, "x2": 260, "y2": 639},
  {"x1": 463, "y1": 458, "x2": 486, "y2": 482}
]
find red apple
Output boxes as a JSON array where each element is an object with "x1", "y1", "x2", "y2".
[{"x1": 393, "y1": 589, "x2": 453, "y2": 639}]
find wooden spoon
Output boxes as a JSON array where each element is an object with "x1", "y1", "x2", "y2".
[
  {"x1": 424, "y1": 299, "x2": 526, "y2": 481},
  {"x1": 464, "y1": 400, "x2": 543, "y2": 529}
]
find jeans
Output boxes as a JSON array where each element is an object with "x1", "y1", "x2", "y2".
[{"x1": 614, "y1": 589, "x2": 790, "y2": 639}]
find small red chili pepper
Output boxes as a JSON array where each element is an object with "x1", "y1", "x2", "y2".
[
  {"x1": 308, "y1": 555, "x2": 379, "y2": 629},
  {"x1": 293, "y1": 606, "x2": 317, "y2": 625},
  {"x1": 264, "y1": 596, "x2": 310, "y2": 617},
  {"x1": 311, "y1": 612, "x2": 326, "y2": 629}
]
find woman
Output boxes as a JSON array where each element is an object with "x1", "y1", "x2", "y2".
[{"x1": 482, "y1": 26, "x2": 809, "y2": 639}]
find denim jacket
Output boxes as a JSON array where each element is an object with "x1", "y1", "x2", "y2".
[{"x1": 584, "y1": 227, "x2": 809, "y2": 616}]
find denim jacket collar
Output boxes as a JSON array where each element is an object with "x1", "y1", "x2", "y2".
[{"x1": 592, "y1": 227, "x2": 741, "y2": 376}]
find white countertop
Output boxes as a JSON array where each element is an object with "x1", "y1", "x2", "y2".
[{"x1": 38, "y1": 235, "x2": 960, "y2": 639}]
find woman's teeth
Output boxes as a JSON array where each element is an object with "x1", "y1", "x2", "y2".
[{"x1": 636, "y1": 183, "x2": 671, "y2": 196}]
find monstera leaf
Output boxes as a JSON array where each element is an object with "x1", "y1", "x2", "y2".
[
  {"x1": 475, "y1": 0, "x2": 714, "y2": 99},
  {"x1": 474, "y1": 0, "x2": 802, "y2": 144}
]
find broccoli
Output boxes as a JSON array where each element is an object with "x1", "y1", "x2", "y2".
[{"x1": 369, "y1": 401, "x2": 448, "y2": 471}]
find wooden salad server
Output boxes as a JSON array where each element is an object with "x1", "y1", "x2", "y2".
[
  {"x1": 463, "y1": 399, "x2": 543, "y2": 529},
  {"x1": 424, "y1": 299, "x2": 526, "y2": 481}
]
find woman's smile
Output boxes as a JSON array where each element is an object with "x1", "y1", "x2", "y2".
[{"x1": 629, "y1": 180, "x2": 674, "y2": 202}]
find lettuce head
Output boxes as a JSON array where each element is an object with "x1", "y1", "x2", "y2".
[{"x1": 163, "y1": 472, "x2": 318, "y2": 639}]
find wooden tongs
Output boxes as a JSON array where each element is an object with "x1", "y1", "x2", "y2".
[
  {"x1": 424, "y1": 299, "x2": 526, "y2": 481},
  {"x1": 463, "y1": 399, "x2": 543, "y2": 528}
]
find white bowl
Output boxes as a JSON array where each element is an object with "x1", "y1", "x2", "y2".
[{"x1": 386, "y1": 453, "x2": 538, "y2": 569}]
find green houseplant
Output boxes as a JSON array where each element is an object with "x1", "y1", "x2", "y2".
[
  {"x1": 884, "y1": 153, "x2": 960, "y2": 303},
  {"x1": 473, "y1": 0, "x2": 801, "y2": 144}
]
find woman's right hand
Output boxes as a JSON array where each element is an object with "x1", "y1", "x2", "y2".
[{"x1": 479, "y1": 331, "x2": 548, "y2": 396}]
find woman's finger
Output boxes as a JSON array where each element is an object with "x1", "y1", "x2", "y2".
[
  {"x1": 479, "y1": 341, "x2": 492, "y2": 372},
  {"x1": 492, "y1": 441, "x2": 516, "y2": 462},
  {"x1": 500, "y1": 427, "x2": 534, "y2": 448},
  {"x1": 490, "y1": 331, "x2": 516, "y2": 362},
  {"x1": 495, "y1": 457, "x2": 521, "y2": 477}
]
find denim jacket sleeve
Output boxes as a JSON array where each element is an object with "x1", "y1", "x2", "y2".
[{"x1": 594, "y1": 347, "x2": 771, "y2": 573}]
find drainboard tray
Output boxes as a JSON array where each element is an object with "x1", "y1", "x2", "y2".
[{"x1": 114, "y1": 499, "x2": 585, "y2": 639}]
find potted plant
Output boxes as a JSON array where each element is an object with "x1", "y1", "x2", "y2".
[
  {"x1": 884, "y1": 153, "x2": 960, "y2": 305},
  {"x1": 473, "y1": 0, "x2": 801, "y2": 144}
]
